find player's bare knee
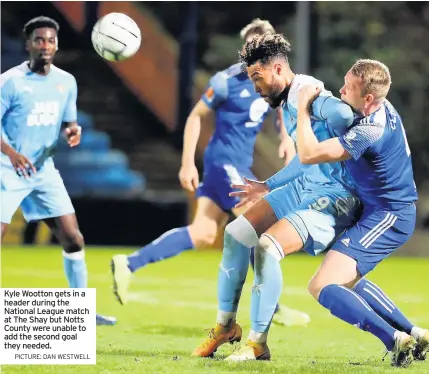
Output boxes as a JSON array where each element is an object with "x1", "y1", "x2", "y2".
[
  {"x1": 307, "y1": 279, "x2": 320, "y2": 300},
  {"x1": 308, "y1": 278, "x2": 331, "y2": 301},
  {"x1": 62, "y1": 229, "x2": 85, "y2": 253},
  {"x1": 196, "y1": 231, "x2": 217, "y2": 247},
  {"x1": 188, "y1": 224, "x2": 217, "y2": 247}
]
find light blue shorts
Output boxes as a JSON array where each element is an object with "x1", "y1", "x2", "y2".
[
  {"x1": 263, "y1": 178, "x2": 361, "y2": 256},
  {"x1": 1, "y1": 161, "x2": 75, "y2": 224}
]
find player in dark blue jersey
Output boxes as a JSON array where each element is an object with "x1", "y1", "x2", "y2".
[
  {"x1": 111, "y1": 20, "x2": 308, "y2": 327},
  {"x1": 296, "y1": 59, "x2": 428, "y2": 367},
  {"x1": 1, "y1": 16, "x2": 115, "y2": 325}
]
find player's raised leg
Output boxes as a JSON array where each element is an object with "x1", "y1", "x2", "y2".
[
  {"x1": 44, "y1": 213, "x2": 116, "y2": 326},
  {"x1": 111, "y1": 196, "x2": 229, "y2": 305},
  {"x1": 352, "y1": 278, "x2": 429, "y2": 360}
]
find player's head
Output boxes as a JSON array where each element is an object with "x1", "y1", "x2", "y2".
[
  {"x1": 23, "y1": 16, "x2": 60, "y2": 65},
  {"x1": 240, "y1": 33, "x2": 292, "y2": 108},
  {"x1": 240, "y1": 18, "x2": 275, "y2": 43},
  {"x1": 340, "y1": 59, "x2": 391, "y2": 113}
]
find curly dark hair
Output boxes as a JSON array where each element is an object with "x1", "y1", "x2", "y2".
[
  {"x1": 239, "y1": 33, "x2": 291, "y2": 69},
  {"x1": 23, "y1": 16, "x2": 59, "y2": 39}
]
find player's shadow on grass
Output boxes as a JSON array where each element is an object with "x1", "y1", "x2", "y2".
[{"x1": 132, "y1": 324, "x2": 204, "y2": 337}]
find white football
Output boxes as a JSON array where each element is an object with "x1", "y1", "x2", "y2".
[{"x1": 91, "y1": 13, "x2": 141, "y2": 62}]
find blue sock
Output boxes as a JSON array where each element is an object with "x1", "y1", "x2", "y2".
[
  {"x1": 251, "y1": 235, "x2": 283, "y2": 333},
  {"x1": 218, "y1": 230, "x2": 251, "y2": 313},
  {"x1": 319, "y1": 284, "x2": 396, "y2": 350},
  {"x1": 63, "y1": 250, "x2": 88, "y2": 288},
  {"x1": 127, "y1": 227, "x2": 194, "y2": 272},
  {"x1": 250, "y1": 245, "x2": 280, "y2": 314},
  {"x1": 353, "y1": 279, "x2": 414, "y2": 334}
]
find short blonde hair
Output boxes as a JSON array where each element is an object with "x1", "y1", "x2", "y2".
[
  {"x1": 240, "y1": 18, "x2": 275, "y2": 40},
  {"x1": 350, "y1": 59, "x2": 392, "y2": 100}
]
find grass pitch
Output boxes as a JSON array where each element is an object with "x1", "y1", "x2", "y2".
[{"x1": 1, "y1": 246, "x2": 428, "y2": 373}]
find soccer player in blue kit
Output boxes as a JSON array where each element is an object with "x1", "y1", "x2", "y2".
[
  {"x1": 293, "y1": 59, "x2": 428, "y2": 367},
  {"x1": 111, "y1": 20, "x2": 309, "y2": 327},
  {"x1": 192, "y1": 33, "x2": 362, "y2": 359},
  {"x1": 1, "y1": 16, "x2": 115, "y2": 326}
]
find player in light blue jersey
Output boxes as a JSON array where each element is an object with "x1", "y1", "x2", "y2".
[
  {"x1": 1, "y1": 16, "x2": 115, "y2": 326},
  {"x1": 192, "y1": 33, "x2": 361, "y2": 359},
  {"x1": 295, "y1": 59, "x2": 428, "y2": 367},
  {"x1": 111, "y1": 20, "x2": 308, "y2": 327}
]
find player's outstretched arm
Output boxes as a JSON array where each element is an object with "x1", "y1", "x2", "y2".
[
  {"x1": 296, "y1": 85, "x2": 352, "y2": 164},
  {"x1": 231, "y1": 153, "x2": 304, "y2": 206},
  {"x1": 229, "y1": 153, "x2": 304, "y2": 207},
  {"x1": 179, "y1": 100, "x2": 213, "y2": 192}
]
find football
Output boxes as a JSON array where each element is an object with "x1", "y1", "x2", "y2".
[{"x1": 91, "y1": 12, "x2": 141, "y2": 62}]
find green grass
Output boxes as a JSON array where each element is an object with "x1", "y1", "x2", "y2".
[{"x1": 1, "y1": 246, "x2": 428, "y2": 373}]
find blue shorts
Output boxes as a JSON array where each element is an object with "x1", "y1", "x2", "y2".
[
  {"x1": 333, "y1": 203, "x2": 416, "y2": 276},
  {"x1": 264, "y1": 177, "x2": 361, "y2": 256},
  {"x1": 195, "y1": 163, "x2": 256, "y2": 212},
  {"x1": 1, "y1": 161, "x2": 75, "y2": 224}
]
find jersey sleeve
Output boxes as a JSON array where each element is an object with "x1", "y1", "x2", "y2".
[
  {"x1": 265, "y1": 155, "x2": 303, "y2": 190},
  {"x1": 63, "y1": 76, "x2": 78, "y2": 123},
  {"x1": 312, "y1": 95, "x2": 354, "y2": 136},
  {"x1": 1, "y1": 78, "x2": 15, "y2": 121},
  {"x1": 339, "y1": 123, "x2": 385, "y2": 160},
  {"x1": 201, "y1": 72, "x2": 228, "y2": 109}
]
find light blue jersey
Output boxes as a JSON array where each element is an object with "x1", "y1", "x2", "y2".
[
  {"x1": 283, "y1": 74, "x2": 356, "y2": 193},
  {"x1": 1, "y1": 61, "x2": 76, "y2": 223},
  {"x1": 1, "y1": 61, "x2": 77, "y2": 170},
  {"x1": 264, "y1": 75, "x2": 360, "y2": 256}
]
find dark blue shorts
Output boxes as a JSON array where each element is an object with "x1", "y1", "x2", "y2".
[
  {"x1": 195, "y1": 163, "x2": 255, "y2": 212},
  {"x1": 333, "y1": 203, "x2": 416, "y2": 276}
]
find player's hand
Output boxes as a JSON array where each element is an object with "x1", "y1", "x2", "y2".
[
  {"x1": 65, "y1": 125, "x2": 82, "y2": 147},
  {"x1": 298, "y1": 84, "x2": 322, "y2": 109},
  {"x1": 229, "y1": 177, "x2": 269, "y2": 209},
  {"x1": 179, "y1": 163, "x2": 200, "y2": 192},
  {"x1": 8, "y1": 150, "x2": 36, "y2": 178}
]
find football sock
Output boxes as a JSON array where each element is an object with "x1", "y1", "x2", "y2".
[
  {"x1": 127, "y1": 227, "x2": 194, "y2": 272},
  {"x1": 217, "y1": 216, "x2": 257, "y2": 323},
  {"x1": 319, "y1": 284, "x2": 396, "y2": 350},
  {"x1": 353, "y1": 279, "x2": 414, "y2": 334},
  {"x1": 251, "y1": 234, "x2": 283, "y2": 334},
  {"x1": 250, "y1": 244, "x2": 280, "y2": 314},
  {"x1": 63, "y1": 250, "x2": 87, "y2": 288}
]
